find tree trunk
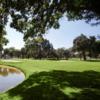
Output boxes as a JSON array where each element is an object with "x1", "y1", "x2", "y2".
[
  {"x1": 0, "y1": 51, "x2": 2, "y2": 59},
  {"x1": 82, "y1": 51, "x2": 87, "y2": 61}
]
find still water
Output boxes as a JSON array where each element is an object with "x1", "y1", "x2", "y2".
[{"x1": 0, "y1": 66, "x2": 25, "y2": 93}]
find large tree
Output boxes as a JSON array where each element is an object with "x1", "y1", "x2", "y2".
[
  {"x1": 25, "y1": 35, "x2": 53, "y2": 59},
  {"x1": 73, "y1": 34, "x2": 89, "y2": 60},
  {"x1": 0, "y1": 0, "x2": 100, "y2": 39},
  {"x1": 88, "y1": 36, "x2": 96, "y2": 58},
  {"x1": 95, "y1": 40, "x2": 100, "y2": 58}
]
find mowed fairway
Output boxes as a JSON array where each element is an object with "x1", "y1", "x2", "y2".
[{"x1": 0, "y1": 59, "x2": 100, "y2": 100}]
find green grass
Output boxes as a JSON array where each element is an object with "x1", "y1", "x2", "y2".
[{"x1": 0, "y1": 59, "x2": 100, "y2": 100}]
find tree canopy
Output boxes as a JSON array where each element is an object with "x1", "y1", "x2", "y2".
[
  {"x1": 0, "y1": 28, "x2": 8, "y2": 50},
  {"x1": 25, "y1": 36, "x2": 53, "y2": 59},
  {"x1": 73, "y1": 34, "x2": 100, "y2": 60},
  {"x1": 73, "y1": 34, "x2": 89, "y2": 60},
  {"x1": 0, "y1": 0, "x2": 100, "y2": 39}
]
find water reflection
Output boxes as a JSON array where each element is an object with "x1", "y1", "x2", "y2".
[
  {"x1": 0, "y1": 66, "x2": 25, "y2": 93},
  {"x1": 0, "y1": 67, "x2": 21, "y2": 76}
]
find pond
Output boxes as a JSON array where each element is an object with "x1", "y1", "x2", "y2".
[{"x1": 0, "y1": 66, "x2": 25, "y2": 93}]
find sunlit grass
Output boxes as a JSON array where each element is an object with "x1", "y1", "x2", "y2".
[{"x1": 0, "y1": 59, "x2": 100, "y2": 100}]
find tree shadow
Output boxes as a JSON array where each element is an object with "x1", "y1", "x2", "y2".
[
  {"x1": 86, "y1": 59, "x2": 100, "y2": 62},
  {"x1": 72, "y1": 88, "x2": 100, "y2": 100},
  {"x1": 8, "y1": 70, "x2": 100, "y2": 100}
]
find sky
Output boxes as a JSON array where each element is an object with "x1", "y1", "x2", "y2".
[{"x1": 5, "y1": 17, "x2": 100, "y2": 49}]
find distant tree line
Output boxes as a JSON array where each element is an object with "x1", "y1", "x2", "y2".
[
  {"x1": 1, "y1": 34, "x2": 100, "y2": 61},
  {"x1": 1, "y1": 0, "x2": 100, "y2": 61},
  {"x1": 2, "y1": 36, "x2": 70, "y2": 60}
]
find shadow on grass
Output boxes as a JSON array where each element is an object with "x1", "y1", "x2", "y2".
[
  {"x1": 8, "y1": 70, "x2": 100, "y2": 100},
  {"x1": 86, "y1": 59, "x2": 100, "y2": 62}
]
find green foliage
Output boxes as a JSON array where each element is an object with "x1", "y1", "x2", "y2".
[
  {"x1": 95, "y1": 40, "x2": 100, "y2": 55},
  {"x1": 0, "y1": 0, "x2": 100, "y2": 38},
  {"x1": 73, "y1": 34, "x2": 89, "y2": 51},
  {"x1": 0, "y1": 27, "x2": 8, "y2": 55},
  {"x1": 73, "y1": 34, "x2": 100, "y2": 60},
  {"x1": 56, "y1": 48, "x2": 70, "y2": 60},
  {"x1": 24, "y1": 36, "x2": 53, "y2": 59},
  {"x1": 73, "y1": 34, "x2": 89, "y2": 60},
  {"x1": 3, "y1": 47, "x2": 21, "y2": 58}
]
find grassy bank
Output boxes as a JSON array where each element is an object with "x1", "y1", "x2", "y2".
[{"x1": 0, "y1": 59, "x2": 100, "y2": 100}]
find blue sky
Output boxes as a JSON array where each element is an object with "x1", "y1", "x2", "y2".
[{"x1": 5, "y1": 17, "x2": 100, "y2": 49}]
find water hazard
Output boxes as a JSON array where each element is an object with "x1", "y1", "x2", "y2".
[{"x1": 0, "y1": 66, "x2": 25, "y2": 93}]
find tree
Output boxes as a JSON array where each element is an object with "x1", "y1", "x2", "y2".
[
  {"x1": 5, "y1": 47, "x2": 15, "y2": 58},
  {"x1": 87, "y1": 36, "x2": 100, "y2": 59},
  {"x1": 95, "y1": 40, "x2": 100, "y2": 57},
  {"x1": 0, "y1": 0, "x2": 100, "y2": 39},
  {"x1": 63, "y1": 49, "x2": 71, "y2": 60},
  {"x1": 0, "y1": 28, "x2": 8, "y2": 58},
  {"x1": 3, "y1": 47, "x2": 21, "y2": 58},
  {"x1": 56, "y1": 48, "x2": 65, "y2": 59},
  {"x1": 56, "y1": 48, "x2": 70, "y2": 60},
  {"x1": 25, "y1": 35, "x2": 53, "y2": 59},
  {"x1": 88, "y1": 36, "x2": 96, "y2": 58},
  {"x1": 73, "y1": 34, "x2": 89, "y2": 60},
  {"x1": 25, "y1": 36, "x2": 43, "y2": 59},
  {"x1": 20, "y1": 47, "x2": 27, "y2": 58},
  {"x1": 40, "y1": 39, "x2": 53, "y2": 58}
]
